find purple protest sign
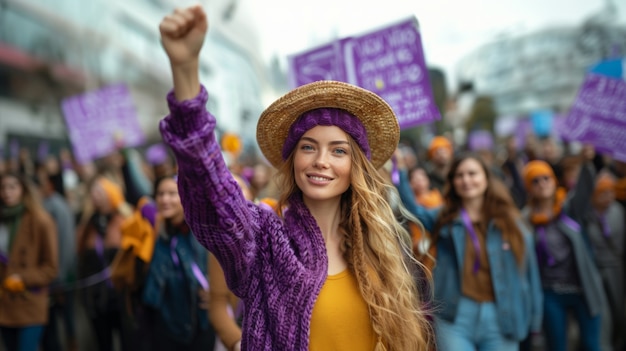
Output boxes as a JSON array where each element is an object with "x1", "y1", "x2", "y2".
[
  {"x1": 467, "y1": 130, "x2": 494, "y2": 151},
  {"x1": 288, "y1": 39, "x2": 349, "y2": 88},
  {"x1": 61, "y1": 84, "x2": 144, "y2": 164},
  {"x1": 564, "y1": 74, "x2": 626, "y2": 162},
  {"x1": 343, "y1": 18, "x2": 440, "y2": 129},
  {"x1": 288, "y1": 17, "x2": 439, "y2": 130}
]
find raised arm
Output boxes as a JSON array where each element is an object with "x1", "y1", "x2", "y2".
[{"x1": 158, "y1": 6, "x2": 266, "y2": 296}]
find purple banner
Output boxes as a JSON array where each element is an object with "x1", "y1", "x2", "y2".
[
  {"x1": 287, "y1": 39, "x2": 349, "y2": 88},
  {"x1": 288, "y1": 17, "x2": 440, "y2": 130},
  {"x1": 563, "y1": 74, "x2": 626, "y2": 162},
  {"x1": 61, "y1": 84, "x2": 144, "y2": 164}
]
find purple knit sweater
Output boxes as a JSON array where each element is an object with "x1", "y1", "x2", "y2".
[{"x1": 160, "y1": 87, "x2": 329, "y2": 350}]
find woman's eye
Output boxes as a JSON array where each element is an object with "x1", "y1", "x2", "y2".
[
  {"x1": 334, "y1": 148, "x2": 347, "y2": 155},
  {"x1": 300, "y1": 144, "x2": 314, "y2": 151}
]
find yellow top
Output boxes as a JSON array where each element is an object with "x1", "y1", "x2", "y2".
[{"x1": 309, "y1": 269, "x2": 377, "y2": 351}]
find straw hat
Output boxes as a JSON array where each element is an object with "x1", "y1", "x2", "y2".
[{"x1": 256, "y1": 81, "x2": 399, "y2": 169}]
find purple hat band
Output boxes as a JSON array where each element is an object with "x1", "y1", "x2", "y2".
[{"x1": 281, "y1": 108, "x2": 370, "y2": 161}]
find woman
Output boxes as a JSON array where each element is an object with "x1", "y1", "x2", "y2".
[
  {"x1": 0, "y1": 172, "x2": 58, "y2": 351},
  {"x1": 140, "y1": 174, "x2": 215, "y2": 351},
  {"x1": 521, "y1": 151, "x2": 605, "y2": 351},
  {"x1": 408, "y1": 166, "x2": 444, "y2": 209},
  {"x1": 77, "y1": 176, "x2": 128, "y2": 351},
  {"x1": 396, "y1": 152, "x2": 543, "y2": 351},
  {"x1": 158, "y1": 5, "x2": 433, "y2": 350},
  {"x1": 588, "y1": 172, "x2": 625, "y2": 351}
]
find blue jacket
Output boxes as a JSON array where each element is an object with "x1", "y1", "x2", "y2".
[
  {"x1": 143, "y1": 228, "x2": 209, "y2": 344},
  {"x1": 397, "y1": 170, "x2": 543, "y2": 341}
]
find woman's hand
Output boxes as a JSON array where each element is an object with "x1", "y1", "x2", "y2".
[
  {"x1": 159, "y1": 6, "x2": 208, "y2": 68},
  {"x1": 159, "y1": 6, "x2": 207, "y2": 100},
  {"x1": 2, "y1": 274, "x2": 25, "y2": 293}
]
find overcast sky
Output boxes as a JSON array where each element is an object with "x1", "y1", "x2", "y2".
[{"x1": 244, "y1": 0, "x2": 626, "y2": 85}]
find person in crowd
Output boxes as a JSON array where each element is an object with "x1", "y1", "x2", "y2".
[
  {"x1": 609, "y1": 160, "x2": 626, "y2": 209},
  {"x1": 395, "y1": 151, "x2": 543, "y2": 351},
  {"x1": 557, "y1": 155, "x2": 582, "y2": 192},
  {"x1": 501, "y1": 136, "x2": 527, "y2": 209},
  {"x1": 425, "y1": 136, "x2": 454, "y2": 192},
  {"x1": 37, "y1": 163, "x2": 78, "y2": 351},
  {"x1": 0, "y1": 172, "x2": 58, "y2": 351},
  {"x1": 157, "y1": 5, "x2": 434, "y2": 350},
  {"x1": 76, "y1": 176, "x2": 129, "y2": 351},
  {"x1": 587, "y1": 172, "x2": 625, "y2": 351},
  {"x1": 408, "y1": 166, "x2": 444, "y2": 209},
  {"x1": 521, "y1": 146, "x2": 604, "y2": 351},
  {"x1": 140, "y1": 174, "x2": 216, "y2": 351}
]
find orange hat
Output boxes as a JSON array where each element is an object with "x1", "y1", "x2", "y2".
[
  {"x1": 522, "y1": 160, "x2": 556, "y2": 190},
  {"x1": 97, "y1": 177, "x2": 125, "y2": 211},
  {"x1": 594, "y1": 173, "x2": 616, "y2": 195},
  {"x1": 428, "y1": 137, "x2": 452, "y2": 159}
]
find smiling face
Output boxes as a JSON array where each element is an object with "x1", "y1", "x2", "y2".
[
  {"x1": 452, "y1": 158, "x2": 488, "y2": 201},
  {"x1": 155, "y1": 178, "x2": 184, "y2": 222},
  {"x1": 293, "y1": 125, "x2": 352, "y2": 205}
]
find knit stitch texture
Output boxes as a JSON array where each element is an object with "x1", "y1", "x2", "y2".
[{"x1": 160, "y1": 86, "x2": 329, "y2": 350}]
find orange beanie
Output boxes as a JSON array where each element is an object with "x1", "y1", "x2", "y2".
[
  {"x1": 522, "y1": 160, "x2": 556, "y2": 190},
  {"x1": 97, "y1": 177, "x2": 125, "y2": 211},
  {"x1": 428, "y1": 137, "x2": 452, "y2": 159}
]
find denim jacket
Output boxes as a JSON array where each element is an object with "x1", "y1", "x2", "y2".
[
  {"x1": 142, "y1": 228, "x2": 209, "y2": 344},
  {"x1": 396, "y1": 170, "x2": 543, "y2": 341}
]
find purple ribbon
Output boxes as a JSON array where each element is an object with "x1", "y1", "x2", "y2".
[
  {"x1": 170, "y1": 237, "x2": 209, "y2": 291},
  {"x1": 460, "y1": 209, "x2": 481, "y2": 274},
  {"x1": 391, "y1": 155, "x2": 400, "y2": 185},
  {"x1": 536, "y1": 226, "x2": 556, "y2": 266},
  {"x1": 94, "y1": 236, "x2": 113, "y2": 288},
  {"x1": 560, "y1": 214, "x2": 580, "y2": 232},
  {"x1": 0, "y1": 252, "x2": 8, "y2": 265}
]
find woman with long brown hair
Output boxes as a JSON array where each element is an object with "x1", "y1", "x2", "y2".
[
  {"x1": 396, "y1": 151, "x2": 543, "y2": 351},
  {"x1": 157, "y1": 5, "x2": 433, "y2": 350},
  {"x1": 0, "y1": 172, "x2": 58, "y2": 351}
]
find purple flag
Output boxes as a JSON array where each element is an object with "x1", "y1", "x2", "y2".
[
  {"x1": 288, "y1": 17, "x2": 440, "y2": 130},
  {"x1": 61, "y1": 84, "x2": 144, "y2": 164},
  {"x1": 563, "y1": 74, "x2": 626, "y2": 162}
]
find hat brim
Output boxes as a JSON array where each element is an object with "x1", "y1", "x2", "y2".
[{"x1": 257, "y1": 81, "x2": 399, "y2": 169}]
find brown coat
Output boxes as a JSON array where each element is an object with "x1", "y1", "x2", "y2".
[{"x1": 0, "y1": 210, "x2": 58, "y2": 327}]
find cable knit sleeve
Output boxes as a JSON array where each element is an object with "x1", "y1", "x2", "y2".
[{"x1": 159, "y1": 86, "x2": 264, "y2": 298}]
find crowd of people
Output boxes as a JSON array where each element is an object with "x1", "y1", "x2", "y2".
[{"x1": 0, "y1": 4, "x2": 625, "y2": 351}]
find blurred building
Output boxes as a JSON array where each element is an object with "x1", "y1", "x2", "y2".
[
  {"x1": 0, "y1": 0, "x2": 272, "y2": 157},
  {"x1": 455, "y1": 22, "x2": 626, "y2": 116}
]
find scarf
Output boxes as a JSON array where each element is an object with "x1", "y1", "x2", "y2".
[
  {"x1": 0, "y1": 203, "x2": 25, "y2": 253},
  {"x1": 530, "y1": 187, "x2": 567, "y2": 226}
]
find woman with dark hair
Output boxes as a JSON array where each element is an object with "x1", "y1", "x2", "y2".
[
  {"x1": 138, "y1": 174, "x2": 215, "y2": 351},
  {"x1": 396, "y1": 151, "x2": 543, "y2": 351},
  {"x1": 0, "y1": 172, "x2": 58, "y2": 351}
]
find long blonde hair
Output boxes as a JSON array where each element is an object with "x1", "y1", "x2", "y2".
[{"x1": 276, "y1": 137, "x2": 434, "y2": 351}]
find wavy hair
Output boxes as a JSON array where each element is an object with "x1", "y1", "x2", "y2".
[
  {"x1": 434, "y1": 153, "x2": 525, "y2": 264},
  {"x1": 276, "y1": 137, "x2": 434, "y2": 351}
]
